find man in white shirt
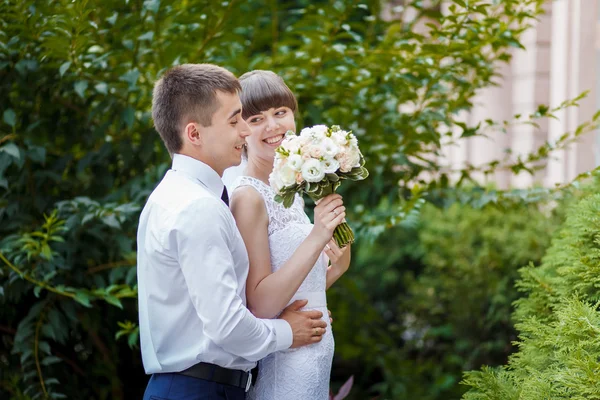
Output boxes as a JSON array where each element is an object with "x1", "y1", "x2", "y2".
[{"x1": 138, "y1": 64, "x2": 328, "y2": 400}]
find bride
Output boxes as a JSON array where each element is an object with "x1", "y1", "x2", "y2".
[{"x1": 226, "y1": 70, "x2": 351, "y2": 399}]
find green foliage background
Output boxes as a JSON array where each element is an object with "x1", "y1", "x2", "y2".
[{"x1": 1, "y1": 0, "x2": 598, "y2": 399}]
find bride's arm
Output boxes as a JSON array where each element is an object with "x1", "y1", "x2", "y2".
[{"x1": 230, "y1": 188, "x2": 345, "y2": 319}]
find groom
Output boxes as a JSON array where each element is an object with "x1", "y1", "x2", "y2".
[{"x1": 137, "y1": 64, "x2": 328, "y2": 400}]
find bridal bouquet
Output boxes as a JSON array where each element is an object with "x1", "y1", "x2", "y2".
[{"x1": 269, "y1": 125, "x2": 369, "y2": 248}]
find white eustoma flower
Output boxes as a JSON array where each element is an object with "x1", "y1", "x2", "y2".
[
  {"x1": 300, "y1": 125, "x2": 327, "y2": 141},
  {"x1": 349, "y1": 134, "x2": 358, "y2": 147},
  {"x1": 322, "y1": 157, "x2": 340, "y2": 174},
  {"x1": 301, "y1": 158, "x2": 325, "y2": 182},
  {"x1": 332, "y1": 131, "x2": 348, "y2": 146},
  {"x1": 310, "y1": 125, "x2": 328, "y2": 138},
  {"x1": 321, "y1": 138, "x2": 339, "y2": 158},
  {"x1": 288, "y1": 154, "x2": 304, "y2": 171},
  {"x1": 279, "y1": 165, "x2": 297, "y2": 187},
  {"x1": 298, "y1": 135, "x2": 311, "y2": 147},
  {"x1": 269, "y1": 171, "x2": 285, "y2": 194},
  {"x1": 282, "y1": 136, "x2": 300, "y2": 153}
]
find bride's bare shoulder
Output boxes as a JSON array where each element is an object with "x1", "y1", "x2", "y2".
[{"x1": 230, "y1": 185, "x2": 267, "y2": 216}]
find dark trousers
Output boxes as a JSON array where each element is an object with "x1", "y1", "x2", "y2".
[{"x1": 143, "y1": 373, "x2": 246, "y2": 400}]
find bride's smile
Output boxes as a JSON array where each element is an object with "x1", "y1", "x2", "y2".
[{"x1": 263, "y1": 134, "x2": 285, "y2": 146}]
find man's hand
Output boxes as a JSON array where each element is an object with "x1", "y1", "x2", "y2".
[{"x1": 280, "y1": 300, "x2": 327, "y2": 348}]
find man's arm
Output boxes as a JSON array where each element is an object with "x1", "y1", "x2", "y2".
[{"x1": 174, "y1": 198, "x2": 292, "y2": 361}]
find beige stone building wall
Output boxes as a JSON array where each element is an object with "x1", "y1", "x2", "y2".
[{"x1": 445, "y1": 0, "x2": 599, "y2": 189}]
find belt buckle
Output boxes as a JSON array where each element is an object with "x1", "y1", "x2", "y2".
[{"x1": 245, "y1": 371, "x2": 252, "y2": 392}]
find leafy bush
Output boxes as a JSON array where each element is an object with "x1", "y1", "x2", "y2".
[{"x1": 462, "y1": 180, "x2": 600, "y2": 400}]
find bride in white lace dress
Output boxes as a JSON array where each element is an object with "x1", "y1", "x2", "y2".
[{"x1": 228, "y1": 70, "x2": 351, "y2": 400}]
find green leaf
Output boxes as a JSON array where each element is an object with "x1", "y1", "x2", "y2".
[
  {"x1": 138, "y1": 31, "x2": 154, "y2": 41},
  {"x1": 95, "y1": 82, "x2": 108, "y2": 94},
  {"x1": 106, "y1": 12, "x2": 118, "y2": 25},
  {"x1": 104, "y1": 295, "x2": 123, "y2": 309},
  {"x1": 33, "y1": 286, "x2": 43, "y2": 298},
  {"x1": 41, "y1": 356, "x2": 61, "y2": 366},
  {"x1": 283, "y1": 194, "x2": 294, "y2": 208},
  {"x1": 74, "y1": 292, "x2": 92, "y2": 308},
  {"x1": 28, "y1": 145, "x2": 46, "y2": 164},
  {"x1": 74, "y1": 81, "x2": 88, "y2": 99},
  {"x1": 127, "y1": 331, "x2": 139, "y2": 348},
  {"x1": 326, "y1": 173, "x2": 339, "y2": 182},
  {"x1": 122, "y1": 106, "x2": 135, "y2": 129},
  {"x1": 102, "y1": 214, "x2": 121, "y2": 229},
  {"x1": 3, "y1": 108, "x2": 16, "y2": 127},
  {"x1": 59, "y1": 61, "x2": 71, "y2": 77},
  {"x1": 45, "y1": 378, "x2": 60, "y2": 386},
  {"x1": 1, "y1": 143, "x2": 20, "y2": 160},
  {"x1": 119, "y1": 69, "x2": 140, "y2": 90},
  {"x1": 38, "y1": 341, "x2": 51, "y2": 354}
]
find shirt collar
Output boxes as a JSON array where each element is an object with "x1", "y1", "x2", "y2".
[{"x1": 171, "y1": 154, "x2": 224, "y2": 198}]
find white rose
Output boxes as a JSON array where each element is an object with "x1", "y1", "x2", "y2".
[
  {"x1": 322, "y1": 157, "x2": 340, "y2": 174},
  {"x1": 336, "y1": 149, "x2": 353, "y2": 172},
  {"x1": 288, "y1": 154, "x2": 304, "y2": 171},
  {"x1": 279, "y1": 165, "x2": 297, "y2": 187},
  {"x1": 348, "y1": 146, "x2": 361, "y2": 167},
  {"x1": 301, "y1": 158, "x2": 325, "y2": 183},
  {"x1": 309, "y1": 145, "x2": 323, "y2": 159}
]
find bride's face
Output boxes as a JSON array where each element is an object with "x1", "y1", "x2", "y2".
[{"x1": 245, "y1": 106, "x2": 296, "y2": 163}]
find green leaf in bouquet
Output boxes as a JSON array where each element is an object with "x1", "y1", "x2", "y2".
[
  {"x1": 283, "y1": 193, "x2": 295, "y2": 208},
  {"x1": 274, "y1": 194, "x2": 284, "y2": 204},
  {"x1": 306, "y1": 182, "x2": 320, "y2": 193},
  {"x1": 355, "y1": 167, "x2": 369, "y2": 180},
  {"x1": 275, "y1": 147, "x2": 290, "y2": 157},
  {"x1": 326, "y1": 173, "x2": 339, "y2": 182}
]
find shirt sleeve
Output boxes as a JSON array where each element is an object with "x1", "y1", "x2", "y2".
[{"x1": 173, "y1": 198, "x2": 293, "y2": 361}]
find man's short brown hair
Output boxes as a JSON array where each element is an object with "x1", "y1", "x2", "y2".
[{"x1": 152, "y1": 64, "x2": 241, "y2": 155}]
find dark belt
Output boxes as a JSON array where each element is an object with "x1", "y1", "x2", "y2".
[{"x1": 178, "y1": 362, "x2": 252, "y2": 392}]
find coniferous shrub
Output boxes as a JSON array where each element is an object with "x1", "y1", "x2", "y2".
[{"x1": 462, "y1": 182, "x2": 600, "y2": 400}]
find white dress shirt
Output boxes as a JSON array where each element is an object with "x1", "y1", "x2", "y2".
[{"x1": 137, "y1": 154, "x2": 293, "y2": 374}]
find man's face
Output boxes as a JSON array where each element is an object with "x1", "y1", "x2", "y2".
[{"x1": 198, "y1": 91, "x2": 250, "y2": 176}]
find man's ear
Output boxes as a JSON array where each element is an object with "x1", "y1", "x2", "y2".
[{"x1": 183, "y1": 122, "x2": 203, "y2": 147}]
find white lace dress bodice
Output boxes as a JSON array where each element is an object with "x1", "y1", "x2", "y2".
[{"x1": 232, "y1": 176, "x2": 334, "y2": 400}]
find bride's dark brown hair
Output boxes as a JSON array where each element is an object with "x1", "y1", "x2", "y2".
[{"x1": 239, "y1": 70, "x2": 298, "y2": 120}]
